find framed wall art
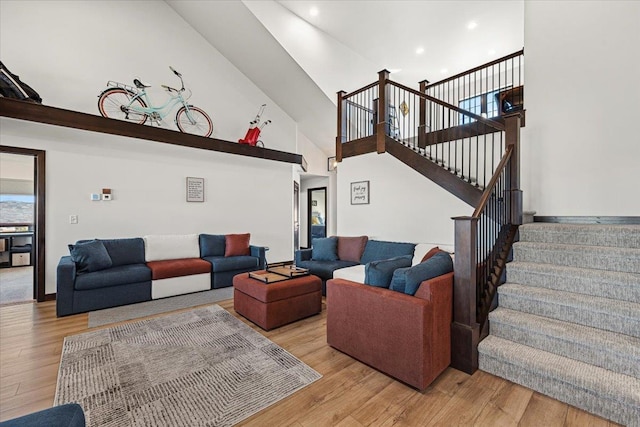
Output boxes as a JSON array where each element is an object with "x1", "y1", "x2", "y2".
[
  {"x1": 350, "y1": 181, "x2": 369, "y2": 205},
  {"x1": 186, "y1": 177, "x2": 204, "y2": 202}
]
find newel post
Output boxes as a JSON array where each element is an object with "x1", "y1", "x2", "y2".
[
  {"x1": 418, "y1": 79, "x2": 429, "y2": 148},
  {"x1": 504, "y1": 113, "x2": 523, "y2": 225},
  {"x1": 336, "y1": 90, "x2": 346, "y2": 163},
  {"x1": 451, "y1": 216, "x2": 481, "y2": 374},
  {"x1": 376, "y1": 70, "x2": 390, "y2": 154}
]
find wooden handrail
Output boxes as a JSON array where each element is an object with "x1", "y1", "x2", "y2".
[
  {"x1": 425, "y1": 49, "x2": 524, "y2": 89},
  {"x1": 472, "y1": 146, "x2": 513, "y2": 217},
  {"x1": 343, "y1": 81, "x2": 378, "y2": 99},
  {"x1": 388, "y1": 80, "x2": 505, "y2": 132}
]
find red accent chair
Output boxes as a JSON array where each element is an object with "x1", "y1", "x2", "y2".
[{"x1": 326, "y1": 272, "x2": 453, "y2": 390}]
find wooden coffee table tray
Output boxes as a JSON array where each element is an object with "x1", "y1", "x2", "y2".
[{"x1": 249, "y1": 266, "x2": 309, "y2": 283}]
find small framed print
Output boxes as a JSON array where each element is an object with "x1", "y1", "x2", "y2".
[
  {"x1": 350, "y1": 181, "x2": 369, "y2": 205},
  {"x1": 186, "y1": 177, "x2": 204, "y2": 202}
]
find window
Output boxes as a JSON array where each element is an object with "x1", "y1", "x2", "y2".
[
  {"x1": 0, "y1": 194, "x2": 34, "y2": 225},
  {"x1": 459, "y1": 87, "x2": 508, "y2": 124}
]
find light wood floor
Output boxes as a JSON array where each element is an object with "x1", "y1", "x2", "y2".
[{"x1": 0, "y1": 299, "x2": 618, "y2": 426}]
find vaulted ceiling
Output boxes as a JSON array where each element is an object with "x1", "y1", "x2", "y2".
[{"x1": 167, "y1": 0, "x2": 524, "y2": 154}]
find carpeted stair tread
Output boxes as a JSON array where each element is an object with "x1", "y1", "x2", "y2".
[
  {"x1": 519, "y1": 223, "x2": 640, "y2": 248},
  {"x1": 478, "y1": 335, "x2": 640, "y2": 427},
  {"x1": 512, "y1": 241, "x2": 640, "y2": 274},
  {"x1": 506, "y1": 261, "x2": 640, "y2": 303},
  {"x1": 498, "y1": 283, "x2": 640, "y2": 337},
  {"x1": 489, "y1": 307, "x2": 640, "y2": 378}
]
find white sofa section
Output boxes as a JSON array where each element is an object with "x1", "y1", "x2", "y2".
[
  {"x1": 144, "y1": 234, "x2": 200, "y2": 262},
  {"x1": 151, "y1": 273, "x2": 211, "y2": 299},
  {"x1": 333, "y1": 243, "x2": 454, "y2": 284},
  {"x1": 143, "y1": 234, "x2": 210, "y2": 299}
]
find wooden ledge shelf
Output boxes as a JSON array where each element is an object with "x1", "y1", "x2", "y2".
[{"x1": 0, "y1": 98, "x2": 303, "y2": 165}]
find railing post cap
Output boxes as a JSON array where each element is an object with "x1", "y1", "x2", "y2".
[
  {"x1": 419, "y1": 79, "x2": 430, "y2": 85},
  {"x1": 337, "y1": 90, "x2": 347, "y2": 95},
  {"x1": 378, "y1": 69, "x2": 391, "y2": 75}
]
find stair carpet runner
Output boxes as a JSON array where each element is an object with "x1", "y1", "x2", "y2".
[{"x1": 478, "y1": 223, "x2": 640, "y2": 426}]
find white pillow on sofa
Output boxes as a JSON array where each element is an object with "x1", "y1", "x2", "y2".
[{"x1": 144, "y1": 234, "x2": 200, "y2": 262}]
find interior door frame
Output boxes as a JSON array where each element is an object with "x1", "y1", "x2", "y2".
[
  {"x1": 293, "y1": 181, "x2": 300, "y2": 253},
  {"x1": 307, "y1": 186, "x2": 327, "y2": 246},
  {"x1": 0, "y1": 145, "x2": 47, "y2": 302}
]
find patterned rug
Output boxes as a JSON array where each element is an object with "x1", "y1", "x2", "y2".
[
  {"x1": 88, "y1": 287, "x2": 234, "y2": 328},
  {"x1": 55, "y1": 305, "x2": 322, "y2": 426}
]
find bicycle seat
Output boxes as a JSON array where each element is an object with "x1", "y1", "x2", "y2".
[{"x1": 133, "y1": 78, "x2": 151, "y2": 89}]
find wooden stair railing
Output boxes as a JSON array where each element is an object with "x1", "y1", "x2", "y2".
[
  {"x1": 335, "y1": 58, "x2": 525, "y2": 373},
  {"x1": 451, "y1": 113, "x2": 522, "y2": 374}
]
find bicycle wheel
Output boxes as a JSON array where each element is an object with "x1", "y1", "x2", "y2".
[
  {"x1": 175, "y1": 106, "x2": 213, "y2": 137},
  {"x1": 98, "y1": 88, "x2": 148, "y2": 124}
]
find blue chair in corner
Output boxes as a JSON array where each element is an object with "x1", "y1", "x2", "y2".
[{"x1": 0, "y1": 403, "x2": 85, "y2": 427}]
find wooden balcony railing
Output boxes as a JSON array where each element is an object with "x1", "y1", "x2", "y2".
[{"x1": 336, "y1": 53, "x2": 525, "y2": 373}]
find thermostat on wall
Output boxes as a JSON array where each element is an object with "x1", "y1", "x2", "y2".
[{"x1": 102, "y1": 188, "x2": 112, "y2": 201}]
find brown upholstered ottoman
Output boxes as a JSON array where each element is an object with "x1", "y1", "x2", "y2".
[{"x1": 233, "y1": 272, "x2": 322, "y2": 330}]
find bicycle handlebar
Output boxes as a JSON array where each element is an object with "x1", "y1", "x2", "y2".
[
  {"x1": 169, "y1": 66, "x2": 182, "y2": 78},
  {"x1": 169, "y1": 66, "x2": 185, "y2": 91}
]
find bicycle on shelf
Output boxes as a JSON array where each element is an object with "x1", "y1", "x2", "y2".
[{"x1": 97, "y1": 66, "x2": 213, "y2": 137}]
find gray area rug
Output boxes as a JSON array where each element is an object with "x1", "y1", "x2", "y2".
[
  {"x1": 55, "y1": 305, "x2": 322, "y2": 427},
  {"x1": 88, "y1": 287, "x2": 234, "y2": 328}
]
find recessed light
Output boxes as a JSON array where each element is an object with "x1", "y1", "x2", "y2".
[
  {"x1": 416, "y1": 47, "x2": 425, "y2": 55},
  {"x1": 467, "y1": 21, "x2": 477, "y2": 30},
  {"x1": 389, "y1": 68, "x2": 402, "y2": 74},
  {"x1": 440, "y1": 68, "x2": 448, "y2": 74},
  {"x1": 309, "y1": 7, "x2": 319, "y2": 17}
]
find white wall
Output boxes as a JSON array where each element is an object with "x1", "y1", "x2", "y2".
[
  {"x1": 0, "y1": 0, "x2": 301, "y2": 294},
  {"x1": 337, "y1": 152, "x2": 470, "y2": 245},
  {"x1": 522, "y1": 1, "x2": 640, "y2": 216},
  {"x1": 0, "y1": 0, "x2": 297, "y2": 152},
  {"x1": 2, "y1": 119, "x2": 294, "y2": 294}
]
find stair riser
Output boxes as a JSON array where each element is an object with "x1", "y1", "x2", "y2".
[
  {"x1": 489, "y1": 318, "x2": 640, "y2": 378},
  {"x1": 479, "y1": 353, "x2": 639, "y2": 427},
  {"x1": 506, "y1": 267, "x2": 640, "y2": 303},
  {"x1": 519, "y1": 225, "x2": 640, "y2": 249},
  {"x1": 512, "y1": 245, "x2": 640, "y2": 274},
  {"x1": 499, "y1": 293, "x2": 640, "y2": 338}
]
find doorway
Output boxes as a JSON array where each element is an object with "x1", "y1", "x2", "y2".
[
  {"x1": 0, "y1": 146, "x2": 46, "y2": 303},
  {"x1": 307, "y1": 187, "x2": 327, "y2": 246}
]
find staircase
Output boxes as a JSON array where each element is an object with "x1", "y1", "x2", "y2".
[{"x1": 478, "y1": 223, "x2": 640, "y2": 426}]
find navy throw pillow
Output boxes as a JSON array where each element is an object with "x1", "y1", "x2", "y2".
[
  {"x1": 365, "y1": 255, "x2": 412, "y2": 288},
  {"x1": 311, "y1": 237, "x2": 338, "y2": 261},
  {"x1": 392, "y1": 251, "x2": 453, "y2": 295},
  {"x1": 199, "y1": 234, "x2": 226, "y2": 257},
  {"x1": 390, "y1": 266, "x2": 410, "y2": 293},
  {"x1": 68, "y1": 240, "x2": 113, "y2": 274}
]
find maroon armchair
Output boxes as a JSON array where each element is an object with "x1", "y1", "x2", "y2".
[{"x1": 326, "y1": 272, "x2": 453, "y2": 390}]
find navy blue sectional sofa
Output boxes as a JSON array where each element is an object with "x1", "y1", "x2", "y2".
[
  {"x1": 57, "y1": 234, "x2": 266, "y2": 317},
  {"x1": 295, "y1": 237, "x2": 416, "y2": 294}
]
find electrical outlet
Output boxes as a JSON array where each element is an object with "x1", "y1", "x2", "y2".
[{"x1": 69, "y1": 215, "x2": 78, "y2": 224}]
